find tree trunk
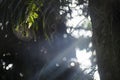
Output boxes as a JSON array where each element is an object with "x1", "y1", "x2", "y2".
[{"x1": 89, "y1": 0, "x2": 120, "y2": 80}]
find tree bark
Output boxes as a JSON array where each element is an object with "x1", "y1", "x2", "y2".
[{"x1": 89, "y1": 0, "x2": 120, "y2": 80}]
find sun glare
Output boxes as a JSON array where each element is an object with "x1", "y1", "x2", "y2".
[
  {"x1": 64, "y1": 0, "x2": 100, "y2": 80},
  {"x1": 75, "y1": 48, "x2": 92, "y2": 69}
]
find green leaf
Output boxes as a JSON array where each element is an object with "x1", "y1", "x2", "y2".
[
  {"x1": 33, "y1": 12, "x2": 38, "y2": 18},
  {"x1": 32, "y1": 4, "x2": 36, "y2": 10},
  {"x1": 29, "y1": 16, "x2": 34, "y2": 23},
  {"x1": 28, "y1": 22, "x2": 32, "y2": 28}
]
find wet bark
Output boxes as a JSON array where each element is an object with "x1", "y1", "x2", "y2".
[{"x1": 89, "y1": 0, "x2": 120, "y2": 80}]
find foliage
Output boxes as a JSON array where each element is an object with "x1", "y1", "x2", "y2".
[{"x1": 0, "y1": 0, "x2": 89, "y2": 41}]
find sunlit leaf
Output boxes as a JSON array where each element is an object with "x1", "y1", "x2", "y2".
[
  {"x1": 28, "y1": 22, "x2": 32, "y2": 28},
  {"x1": 30, "y1": 16, "x2": 34, "y2": 23},
  {"x1": 33, "y1": 12, "x2": 38, "y2": 18}
]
